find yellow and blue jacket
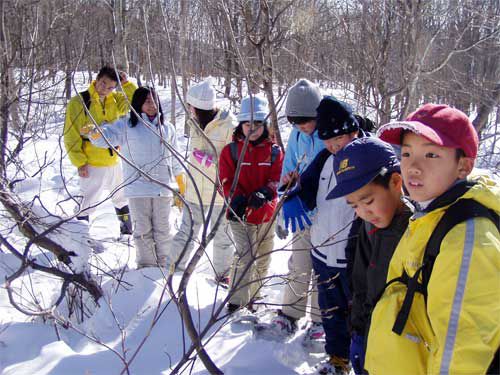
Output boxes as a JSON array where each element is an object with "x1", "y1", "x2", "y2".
[{"x1": 365, "y1": 174, "x2": 499, "y2": 374}]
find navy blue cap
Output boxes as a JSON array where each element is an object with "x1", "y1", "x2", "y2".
[{"x1": 326, "y1": 137, "x2": 400, "y2": 200}]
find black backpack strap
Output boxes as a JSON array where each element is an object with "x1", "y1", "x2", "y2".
[
  {"x1": 421, "y1": 199, "x2": 498, "y2": 288},
  {"x1": 392, "y1": 199, "x2": 499, "y2": 335},
  {"x1": 270, "y1": 144, "x2": 280, "y2": 164},
  {"x1": 79, "y1": 90, "x2": 91, "y2": 114},
  {"x1": 229, "y1": 142, "x2": 239, "y2": 166}
]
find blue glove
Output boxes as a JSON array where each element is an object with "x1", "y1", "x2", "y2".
[
  {"x1": 282, "y1": 195, "x2": 312, "y2": 233},
  {"x1": 350, "y1": 334, "x2": 366, "y2": 375}
]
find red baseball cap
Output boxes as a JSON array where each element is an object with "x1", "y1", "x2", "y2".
[{"x1": 377, "y1": 103, "x2": 479, "y2": 158}]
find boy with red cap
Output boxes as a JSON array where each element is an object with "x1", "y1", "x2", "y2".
[{"x1": 366, "y1": 104, "x2": 499, "y2": 374}]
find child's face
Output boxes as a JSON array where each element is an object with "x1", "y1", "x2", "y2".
[
  {"x1": 242, "y1": 121, "x2": 265, "y2": 141},
  {"x1": 142, "y1": 93, "x2": 158, "y2": 117},
  {"x1": 323, "y1": 132, "x2": 357, "y2": 154},
  {"x1": 94, "y1": 76, "x2": 117, "y2": 97},
  {"x1": 293, "y1": 120, "x2": 316, "y2": 135},
  {"x1": 345, "y1": 173, "x2": 404, "y2": 229},
  {"x1": 400, "y1": 132, "x2": 473, "y2": 202}
]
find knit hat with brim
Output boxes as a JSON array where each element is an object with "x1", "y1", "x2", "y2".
[{"x1": 237, "y1": 95, "x2": 269, "y2": 123}]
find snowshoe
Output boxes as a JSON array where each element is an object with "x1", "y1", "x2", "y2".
[{"x1": 302, "y1": 322, "x2": 326, "y2": 353}]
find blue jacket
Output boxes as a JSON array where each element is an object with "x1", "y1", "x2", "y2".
[
  {"x1": 281, "y1": 128, "x2": 325, "y2": 179},
  {"x1": 91, "y1": 113, "x2": 183, "y2": 198}
]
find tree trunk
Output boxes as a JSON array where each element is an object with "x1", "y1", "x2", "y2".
[{"x1": 472, "y1": 83, "x2": 500, "y2": 134}]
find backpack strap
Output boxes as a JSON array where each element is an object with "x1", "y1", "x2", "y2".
[
  {"x1": 229, "y1": 142, "x2": 239, "y2": 165},
  {"x1": 270, "y1": 143, "x2": 280, "y2": 164},
  {"x1": 79, "y1": 90, "x2": 91, "y2": 115},
  {"x1": 230, "y1": 142, "x2": 280, "y2": 165},
  {"x1": 391, "y1": 199, "x2": 499, "y2": 335}
]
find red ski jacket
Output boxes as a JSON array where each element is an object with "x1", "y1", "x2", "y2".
[{"x1": 219, "y1": 136, "x2": 283, "y2": 224}]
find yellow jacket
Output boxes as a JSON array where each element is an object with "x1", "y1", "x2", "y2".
[
  {"x1": 184, "y1": 108, "x2": 236, "y2": 205},
  {"x1": 365, "y1": 175, "x2": 500, "y2": 375},
  {"x1": 63, "y1": 80, "x2": 137, "y2": 167}
]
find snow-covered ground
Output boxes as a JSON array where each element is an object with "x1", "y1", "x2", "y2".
[
  {"x1": 2, "y1": 74, "x2": 497, "y2": 375},
  {"x1": 0, "y1": 76, "x2": 348, "y2": 375}
]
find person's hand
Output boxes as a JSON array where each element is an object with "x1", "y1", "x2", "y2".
[
  {"x1": 78, "y1": 164, "x2": 89, "y2": 178},
  {"x1": 80, "y1": 124, "x2": 101, "y2": 140},
  {"x1": 275, "y1": 210, "x2": 289, "y2": 239},
  {"x1": 80, "y1": 123, "x2": 94, "y2": 136},
  {"x1": 283, "y1": 195, "x2": 311, "y2": 232},
  {"x1": 281, "y1": 171, "x2": 298, "y2": 186},
  {"x1": 227, "y1": 195, "x2": 247, "y2": 222},
  {"x1": 174, "y1": 174, "x2": 186, "y2": 209},
  {"x1": 247, "y1": 186, "x2": 274, "y2": 209},
  {"x1": 118, "y1": 71, "x2": 128, "y2": 84}
]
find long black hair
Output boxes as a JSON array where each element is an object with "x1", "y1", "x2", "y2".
[
  {"x1": 130, "y1": 86, "x2": 164, "y2": 127},
  {"x1": 193, "y1": 107, "x2": 217, "y2": 130}
]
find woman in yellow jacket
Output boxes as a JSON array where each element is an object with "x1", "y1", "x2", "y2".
[
  {"x1": 365, "y1": 104, "x2": 499, "y2": 374},
  {"x1": 63, "y1": 66, "x2": 137, "y2": 234}
]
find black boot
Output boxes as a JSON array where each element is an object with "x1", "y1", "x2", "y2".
[{"x1": 115, "y1": 206, "x2": 133, "y2": 235}]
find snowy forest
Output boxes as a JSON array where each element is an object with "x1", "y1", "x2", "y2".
[{"x1": 0, "y1": 0, "x2": 499, "y2": 374}]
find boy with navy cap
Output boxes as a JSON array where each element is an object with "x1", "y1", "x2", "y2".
[
  {"x1": 366, "y1": 104, "x2": 499, "y2": 374},
  {"x1": 282, "y1": 96, "x2": 369, "y2": 374},
  {"x1": 327, "y1": 137, "x2": 411, "y2": 374}
]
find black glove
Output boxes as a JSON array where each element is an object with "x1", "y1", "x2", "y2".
[
  {"x1": 228, "y1": 195, "x2": 247, "y2": 221},
  {"x1": 247, "y1": 186, "x2": 274, "y2": 209}
]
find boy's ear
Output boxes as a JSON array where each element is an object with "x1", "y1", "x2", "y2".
[
  {"x1": 390, "y1": 172, "x2": 403, "y2": 190},
  {"x1": 458, "y1": 157, "x2": 475, "y2": 179}
]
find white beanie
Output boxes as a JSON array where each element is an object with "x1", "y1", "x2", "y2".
[{"x1": 186, "y1": 78, "x2": 216, "y2": 110}]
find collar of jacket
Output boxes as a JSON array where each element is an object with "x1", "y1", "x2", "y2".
[
  {"x1": 88, "y1": 80, "x2": 101, "y2": 100},
  {"x1": 140, "y1": 112, "x2": 160, "y2": 126},
  {"x1": 410, "y1": 179, "x2": 475, "y2": 217}
]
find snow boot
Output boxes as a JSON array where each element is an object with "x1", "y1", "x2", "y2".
[
  {"x1": 316, "y1": 355, "x2": 351, "y2": 375},
  {"x1": 303, "y1": 321, "x2": 326, "y2": 352},
  {"x1": 252, "y1": 310, "x2": 297, "y2": 341},
  {"x1": 115, "y1": 205, "x2": 133, "y2": 235},
  {"x1": 214, "y1": 273, "x2": 230, "y2": 289}
]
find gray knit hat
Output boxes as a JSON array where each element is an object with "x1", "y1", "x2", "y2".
[{"x1": 285, "y1": 79, "x2": 322, "y2": 118}]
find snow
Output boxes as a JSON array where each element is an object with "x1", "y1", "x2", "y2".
[
  {"x1": 0, "y1": 76, "x2": 331, "y2": 374},
  {"x1": 2, "y1": 74, "x2": 497, "y2": 374}
]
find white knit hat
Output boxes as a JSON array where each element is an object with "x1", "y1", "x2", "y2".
[{"x1": 186, "y1": 78, "x2": 216, "y2": 110}]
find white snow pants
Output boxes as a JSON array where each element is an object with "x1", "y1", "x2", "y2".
[
  {"x1": 77, "y1": 163, "x2": 128, "y2": 215},
  {"x1": 170, "y1": 203, "x2": 233, "y2": 276},
  {"x1": 129, "y1": 196, "x2": 172, "y2": 268}
]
